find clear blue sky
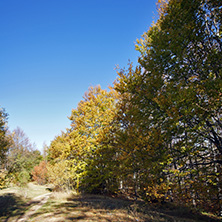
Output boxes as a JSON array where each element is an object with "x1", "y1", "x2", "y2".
[{"x1": 0, "y1": 0, "x2": 157, "y2": 152}]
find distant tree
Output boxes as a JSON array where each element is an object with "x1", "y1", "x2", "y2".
[
  {"x1": 0, "y1": 107, "x2": 10, "y2": 165},
  {"x1": 6, "y1": 127, "x2": 43, "y2": 185}
]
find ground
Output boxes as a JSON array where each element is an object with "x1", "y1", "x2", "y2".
[{"x1": 0, "y1": 183, "x2": 221, "y2": 222}]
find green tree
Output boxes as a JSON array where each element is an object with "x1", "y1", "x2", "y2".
[
  {"x1": 6, "y1": 127, "x2": 42, "y2": 185},
  {"x1": 114, "y1": 64, "x2": 169, "y2": 201},
  {"x1": 0, "y1": 107, "x2": 10, "y2": 165},
  {"x1": 125, "y1": 0, "x2": 222, "y2": 212},
  {"x1": 136, "y1": 0, "x2": 222, "y2": 162}
]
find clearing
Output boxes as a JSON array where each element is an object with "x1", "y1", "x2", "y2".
[{"x1": 0, "y1": 183, "x2": 221, "y2": 222}]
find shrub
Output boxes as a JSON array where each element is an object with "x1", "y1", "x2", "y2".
[
  {"x1": 17, "y1": 170, "x2": 30, "y2": 187},
  {"x1": 32, "y1": 161, "x2": 48, "y2": 185},
  {"x1": 0, "y1": 169, "x2": 8, "y2": 189}
]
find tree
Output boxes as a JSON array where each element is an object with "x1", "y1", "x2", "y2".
[
  {"x1": 136, "y1": 0, "x2": 222, "y2": 162},
  {"x1": 0, "y1": 107, "x2": 10, "y2": 165},
  {"x1": 45, "y1": 0, "x2": 221, "y2": 214},
  {"x1": 123, "y1": 0, "x2": 222, "y2": 212},
  {"x1": 32, "y1": 161, "x2": 48, "y2": 185},
  {"x1": 114, "y1": 64, "x2": 169, "y2": 201},
  {"x1": 48, "y1": 85, "x2": 119, "y2": 193},
  {"x1": 6, "y1": 127, "x2": 42, "y2": 185}
]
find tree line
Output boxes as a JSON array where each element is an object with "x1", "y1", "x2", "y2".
[
  {"x1": 0, "y1": 0, "x2": 221, "y2": 215},
  {"x1": 0, "y1": 110, "x2": 42, "y2": 188}
]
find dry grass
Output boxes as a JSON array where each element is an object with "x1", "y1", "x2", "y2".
[
  {"x1": 29, "y1": 194, "x2": 139, "y2": 222},
  {"x1": 29, "y1": 192, "x2": 222, "y2": 222},
  {"x1": 0, "y1": 182, "x2": 52, "y2": 221},
  {"x1": 50, "y1": 190, "x2": 76, "y2": 202},
  {"x1": 1, "y1": 184, "x2": 222, "y2": 222},
  {"x1": 0, "y1": 182, "x2": 50, "y2": 199}
]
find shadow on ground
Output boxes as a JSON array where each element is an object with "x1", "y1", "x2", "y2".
[
  {"x1": 0, "y1": 192, "x2": 48, "y2": 222},
  {"x1": 0, "y1": 193, "x2": 27, "y2": 221},
  {"x1": 68, "y1": 195, "x2": 221, "y2": 222},
  {"x1": 30, "y1": 194, "x2": 221, "y2": 222}
]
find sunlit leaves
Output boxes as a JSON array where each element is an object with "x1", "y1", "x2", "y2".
[
  {"x1": 133, "y1": 0, "x2": 222, "y2": 212},
  {"x1": 32, "y1": 161, "x2": 48, "y2": 185},
  {"x1": 48, "y1": 85, "x2": 119, "y2": 193},
  {"x1": 46, "y1": 0, "x2": 221, "y2": 214}
]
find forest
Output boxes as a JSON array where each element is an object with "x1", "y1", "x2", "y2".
[{"x1": 0, "y1": 0, "x2": 221, "y2": 217}]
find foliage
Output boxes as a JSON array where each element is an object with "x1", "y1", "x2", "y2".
[
  {"x1": 125, "y1": 0, "x2": 222, "y2": 213},
  {"x1": 0, "y1": 107, "x2": 10, "y2": 165},
  {"x1": 5, "y1": 127, "x2": 43, "y2": 185},
  {"x1": 0, "y1": 170, "x2": 8, "y2": 189},
  {"x1": 47, "y1": 160, "x2": 74, "y2": 191},
  {"x1": 48, "y1": 86, "x2": 119, "y2": 193},
  {"x1": 114, "y1": 63, "x2": 169, "y2": 200},
  {"x1": 32, "y1": 161, "x2": 48, "y2": 185},
  {"x1": 46, "y1": 0, "x2": 222, "y2": 216},
  {"x1": 16, "y1": 170, "x2": 30, "y2": 187}
]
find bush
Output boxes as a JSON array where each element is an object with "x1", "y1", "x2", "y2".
[
  {"x1": 32, "y1": 161, "x2": 48, "y2": 185},
  {"x1": 17, "y1": 170, "x2": 30, "y2": 187},
  {"x1": 0, "y1": 170, "x2": 8, "y2": 189},
  {"x1": 47, "y1": 161, "x2": 73, "y2": 191}
]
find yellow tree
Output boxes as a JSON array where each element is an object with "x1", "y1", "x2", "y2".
[
  {"x1": 48, "y1": 85, "x2": 119, "y2": 193},
  {"x1": 67, "y1": 85, "x2": 119, "y2": 193},
  {"x1": 114, "y1": 64, "x2": 169, "y2": 201}
]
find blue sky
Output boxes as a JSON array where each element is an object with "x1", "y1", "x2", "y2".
[{"x1": 0, "y1": 0, "x2": 157, "y2": 152}]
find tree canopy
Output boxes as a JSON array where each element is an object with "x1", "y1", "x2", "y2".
[
  {"x1": 1, "y1": 0, "x2": 221, "y2": 216},
  {"x1": 46, "y1": 0, "x2": 221, "y2": 214},
  {"x1": 0, "y1": 107, "x2": 10, "y2": 165}
]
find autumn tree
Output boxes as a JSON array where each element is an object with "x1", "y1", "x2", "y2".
[
  {"x1": 68, "y1": 86, "x2": 119, "y2": 193},
  {"x1": 6, "y1": 127, "x2": 42, "y2": 185},
  {"x1": 32, "y1": 161, "x2": 48, "y2": 185},
  {"x1": 47, "y1": 132, "x2": 75, "y2": 190},
  {"x1": 48, "y1": 85, "x2": 119, "y2": 193},
  {"x1": 114, "y1": 64, "x2": 170, "y2": 201},
  {"x1": 46, "y1": 0, "x2": 221, "y2": 214},
  {"x1": 115, "y1": 0, "x2": 222, "y2": 212}
]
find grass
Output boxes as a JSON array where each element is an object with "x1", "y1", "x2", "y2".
[
  {"x1": 0, "y1": 192, "x2": 28, "y2": 221},
  {"x1": 0, "y1": 182, "x2": 51, "y2": 222},
  {"x1": 0, "y1": 182, "x2": 50, "y2": 199},
  {"x1": 30, "y1": 192, "x2": 222, "y2": 222},
  {"x1": 0, "y1": 183, "x2": 222, "y2": 221}
]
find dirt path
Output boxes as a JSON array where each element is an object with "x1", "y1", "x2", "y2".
[
  {"x1": 1, "y1": 185, "x2": 220, "y2": 222},
  {"x1": 16, "y1": 193, "x2": 51, "y2": 222}
]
